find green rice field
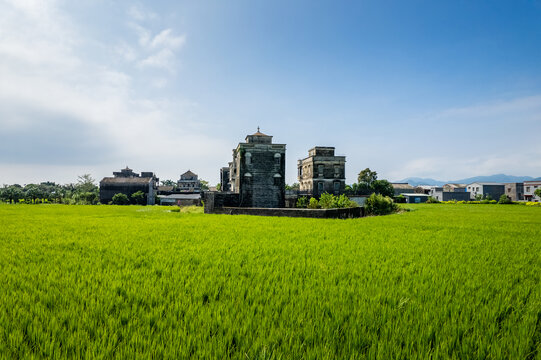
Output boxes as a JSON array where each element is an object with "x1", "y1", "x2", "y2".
[{"x1": 0, "y1": 204, "x2": 540, "y2": 359}]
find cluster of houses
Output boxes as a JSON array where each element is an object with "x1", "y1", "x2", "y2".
[
  {"x1": 98, "y1": 129, "x2": 541, "y2": 208},
  {"x1": 390, "y1": 181, "x2": 541, "y2": 203}
]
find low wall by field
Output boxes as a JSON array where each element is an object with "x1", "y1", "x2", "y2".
[{"x1": 210, "y1": 206, "x2": 364, "y2": 219}]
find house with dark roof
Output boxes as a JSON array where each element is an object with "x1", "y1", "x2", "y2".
[{"x1": 99, "y1": 167, "x2": 158, "y2": 205}]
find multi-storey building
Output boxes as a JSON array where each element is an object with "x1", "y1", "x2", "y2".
[
  {"x1": 100, "y1": 167, "x2": 158, "y2": 205},
  {"x1": 228, "y1": 129, "x2": 286, "y2": 208},
  {"x1": 297, "y1": 147, "x2": 346, "y2": 197},
  {"x1": 177, "y1": 170, "x2": 201, "y2": 192},
  {"x1": 466, "y1": 182, "x2": 505, "y2": 200}
]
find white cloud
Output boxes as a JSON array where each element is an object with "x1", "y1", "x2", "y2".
[{"x1": 0, "y1": 1, "x2": 224, "y2": 185}]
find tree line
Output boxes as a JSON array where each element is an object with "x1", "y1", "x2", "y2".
[{"x1": 0, "y1": 175, "x2": 99, "y2": 205}]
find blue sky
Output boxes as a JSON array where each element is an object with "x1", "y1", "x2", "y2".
[{"x1": 1, "y1": 0, "x2": 540, "y2": 185}]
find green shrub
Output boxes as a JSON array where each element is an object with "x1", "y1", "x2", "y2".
[
  {"x1": 111, "y1": 193, "x2": 130, "y2": 205},
  {"x1": 365, "y1": 193, "x2": 398, "y2": 216},
  {"x1": 131, "y1": 191, "x2": 146, "y2": 205},
  {"x1": 426, "y1": 196, "x2": 440, "y2": 203},
  {"x1": 318, "y1": 193, "x2": 335, "y2": 209},
  {"x1": 307, "y1": 197, "x2": 319, "y2": 209},
  {"x1": 395, "y1": 194, "x2": 406, "y2": 203},
  {"x1": 296, "y1": 196, "x2": 309, "y2": 208},
  {"x1": 498, "y1": 194, "x2": 512, "y2": 204}
]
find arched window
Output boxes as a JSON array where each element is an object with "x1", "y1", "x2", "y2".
[
  {"x1": 273, "y1": 173, "x2": 282, "y2": 186},
  {"x1": 245, "y1": 152, "x2": 251, "y2": 165}
]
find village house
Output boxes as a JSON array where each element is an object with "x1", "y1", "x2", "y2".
[
  {"x1": 504, "y1": 183, "x2": 525, "y2": 201},
  {"x1": 466, "y1": 182, "x2": 505, "y2": 200},
  {"x1": 177, "y1": 170, "x2": 201, "y2": 192},
  {"x1": 429, "y1": 187, "x2": 470, "y2": 202},
  {"x1": 390, "y1": 183, "x2": 415, "y2": 196},
  {"x1": 99, "y1": 167, "x2": 158, "y2": 205},
  {"x1": 524, "y1": 180, "x2": 541, "y2": 202},
  {"x1": 443, "y1": 183, "x2": 467, "y2": 192}
]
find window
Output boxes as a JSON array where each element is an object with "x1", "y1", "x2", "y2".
[
  {"x1": 526, "y1": 187, "x2": 531, "y2": 192},
  {"x1": 318, "y1": 165, "x2": 324, "y2": 177},
  {"x1": 273, "y1": 174, "x2": 282, "y2": 186},
  {"x1": 274, "y1": 153, "x2": 281, "y2": 165},
  {"x1": 334, "y1": 182, "x2": 340, "y2": 192},
  {"x1": 318, "y1": 182, "x2": 324, "y2": 192},
  {"x1": 245, "y1": 152, "x2": 251, "y2": 165},
  {"x1": 334, "y1": 165, "x2": 340, "y2": 178}
]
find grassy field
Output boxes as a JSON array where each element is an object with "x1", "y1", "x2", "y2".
[{"x1": 0, "y1": 204, "x2": 540, "y2": 359}]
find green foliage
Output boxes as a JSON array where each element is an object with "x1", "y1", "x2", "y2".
[
  {"x1": 2, "y1": 204, "x2": 540, "y2": 358},
  {"x1": 372, "y1": 179, "x2": 394, "y2": 197},
  {"x1": 285, "y1": 183, "x2": 300, "y2": 191},
  {"x1": 426, "y1": 196, "x2": 440, "y2": 204},
  {"x1": 365, "y1": 193, "x2": 399, "y2": 215},
  {"x1": 395, "y1": 194, "x2": 406, "y2": 203},
  {"x1": 357, "y1": 168, "x2": 377, "y2": 186},
  {"x1": 307, "y1": 197, "x2": 319, "y2": 209},
  {"x1": 498, "y1": 194, "x2": 512, "y2": 204},
  {"x1": 216, "y1": 183, "x2": 221, "y2": 191},
  {"x1": 111, "y1": 193, "x2": 130, "y2": 205},
  {"x1": 318, "y1": 193, "x2": 335, "y2": 209},
  {"x1": 475, "y1": 194, "x2": 483, "y2": 201},
  {"x1": 160, "y1": 179, "x2": 176, "y2": 187},
  {"x1": 296, "y1": 196, "x2": 309, "y2": 208},
  {"x1": 131, "y1": 191, "x2": 146, "y2": 205},
  {"x1": 200, "y1": 180, "x2": 209, "y2": 191},
  {"x1": 535, "y1": 188, "x2": 541, "y2": 199}
]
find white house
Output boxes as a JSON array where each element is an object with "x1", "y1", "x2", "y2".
[{"x1": 524, "y1": 180, "x2": 541, "y2": 202}]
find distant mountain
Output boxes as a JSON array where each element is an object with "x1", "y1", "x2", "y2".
[
  {"x1": 451, "y1": 174, "x2": 537, "y2": 184},
  {"x1": 395, "y1": 174, "x2": 540, "y2": 187},
  {"x1": 395, "y1": 177, "x2": 446, "y2": 186}
]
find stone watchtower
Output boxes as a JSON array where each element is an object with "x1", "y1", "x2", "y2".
[
  {"x1": 230, "y1": 129, "x2": 286, "y2": 208},
  {"x1": 297, "y1": 147, "x2": 346, "y2": 197}
]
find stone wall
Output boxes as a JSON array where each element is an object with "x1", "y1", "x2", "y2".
[{"x1": 210, "y1": 206, "x2": 363, "y2": 219}]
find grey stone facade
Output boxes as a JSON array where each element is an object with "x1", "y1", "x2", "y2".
[
  {"x1": 226, "y1": 129, "x2": 286, "y2": 208},
  {"x1": 100, "y1": 167, "x2": 158, "y2": 205},
  {"x1": 504, "y1": 183, "x2": 524, "y2": 201},
  {"x1": 466, "y1": 183, "x2": 505, "y2": 200},
  {"x1": 177, "y1": 170, "x2": 200, "y2": 192},
  {"x1": 220, "y1": 167, "x2": 230, "y2": 192},
  {"x1": 297, "y1": 147, "x2": 346, "y2": 197}
]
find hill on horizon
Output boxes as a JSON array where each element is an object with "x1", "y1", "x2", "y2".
[{"x1": 395, "y1": 174, "x2": 541, "y2": 187}]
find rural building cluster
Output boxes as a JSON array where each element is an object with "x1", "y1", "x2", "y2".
[{"x1": 97, "y1": 129, "x2": 541, "y2": 208}]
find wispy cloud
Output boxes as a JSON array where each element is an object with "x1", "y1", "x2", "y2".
[{"x1": 0, "y1": 0, "x2": 222, "y2": 185}]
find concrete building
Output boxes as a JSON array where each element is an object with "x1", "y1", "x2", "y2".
[
  {"x1": 229, "y1": 129, "x2": 286, "y2": 208},
  {"x1": 100, "y1": 167, "x2": 158, "y2": 205},
  {"x1": 466, "y1": 182, "x2": 505, "y2": 200},
  {"x1": 177, "y1": 170, "x2": 200, "y2": 192},
  {"x1": 158, "y1": 193, "x2": 201, "y2": 206},
  {"x1": 402, "y1": 193, "x2": 430, "y2": 203},
  {"x1": 524, "y1": 180, "x2": 541, "y2": 202},
  {"x1": 504, "y1": 183, "x2": 524, "y2": 201},
  {"x1": 391, "y1": 183, "x2": 415, "y2": 196},
  {"x1": 443, "y1": 183, "x2": 467, "y2": 192},
  {"x1": 297, "y1": 147, "x2": 346, "y2": 197},
  {"x1": 429, "y1": 187, "x2": 471, "y2": 202}
]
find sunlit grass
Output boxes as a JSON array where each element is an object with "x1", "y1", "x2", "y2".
[{"x1": 0, "y1": 204, "x2": 540, "y2": 358}]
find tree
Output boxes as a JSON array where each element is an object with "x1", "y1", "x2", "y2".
[
  {"x1": 76, "y1": 174, "x2": 97, "y2": 193},
  {"x1": 365, "y1": 193, "x2": 398, "y2": 216},
  {"x1": 372, "y1": 180, "x2": 394, "y2": 198},
  {"x1": 498, "y1": 194, "x2": 512, "y2": 204},
  {"x1": 535, "y1": 188, "x2": 541, "y2": 199},
  {"x1": 357, "y1": 168, "x2": 378, "y2": 187},
  {"x1": 285, "y1": 183, "x2": 300, "y2": 191},
  {"x1": 161, "y1": 179, "x2": 176, "y2": 187},
  {"x1": 131, "y1": 191, "x2": 146, "y2": 205},
  {"x1": 216, "y1": 183, "x2": 222, "y2": 191},
  {"x1": 200, "y1": 180, "x2": 209, "y2": 190},
  {"x1": 111, "y1": 193, "x2": 130, "y2": 205}
]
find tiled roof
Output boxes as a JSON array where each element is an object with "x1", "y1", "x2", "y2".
[{"x1": 100, "y1": 177, "x2": 152, "y2": 185}]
